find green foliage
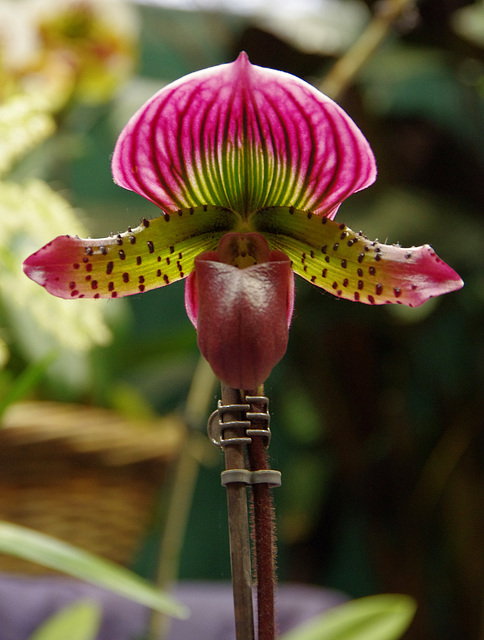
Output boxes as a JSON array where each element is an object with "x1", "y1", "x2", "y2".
[
  {"x1": 0, "y1": 522, "x2": 189, "y2": 620},
  {"x1": 26, "y1": 600, "x2": 101, "y2": 640},
  {"x1": 281, "y1": 595, "x2": 416, "y2": 640},
  {"x1": 0, "y1": 351, "x2": 56, "y2": 422}
]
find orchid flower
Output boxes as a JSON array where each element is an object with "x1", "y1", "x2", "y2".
[{"x1": 23, "y1": 53, "x2": 463, "y2": 390}]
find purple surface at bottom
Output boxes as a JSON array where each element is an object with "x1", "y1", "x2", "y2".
[{"x1": 0, "y1": 574, "x2": 347, "y2": 640}]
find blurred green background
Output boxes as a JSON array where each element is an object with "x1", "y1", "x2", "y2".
[{"x1": 1, "y1": 1, "x2": 483, "y2": 639}]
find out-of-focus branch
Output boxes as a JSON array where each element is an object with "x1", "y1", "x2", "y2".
[{"x1": 319, "y1": 0, "x2": 417, "y2": 100}]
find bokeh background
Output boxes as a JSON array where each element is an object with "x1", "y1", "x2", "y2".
[{"x1": 1, "y1": 1, "x2": 483, "y2": 639}]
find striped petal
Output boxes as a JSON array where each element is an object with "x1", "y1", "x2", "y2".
[
  {"x1": 253, "y1": 207, "x2": 464, "y2": 307},
  {"x1": 112, "y1": 52, "x2": 376, "y2": 219},
  {"x1": 23, "y1": 205, "x2": 237, "y2": 299}
]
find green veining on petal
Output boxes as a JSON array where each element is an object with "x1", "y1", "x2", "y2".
[
  {"x1": 26, "y1": 206, "x2": 238, "y2": 299},
  {"x1": 251, "y1": 207, "x2": 456, "y2": 307}
]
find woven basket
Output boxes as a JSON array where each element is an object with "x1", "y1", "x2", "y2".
[{"x1": 0, "y1": 401, "x2": 185, "y2": 574}]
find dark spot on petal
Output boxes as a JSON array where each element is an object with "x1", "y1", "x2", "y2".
[
  {"x1": 343, "y1": 278, "x2": 349, "y2": 287},
  {"x1": 164, "y1": 214, "x2": 170, "y2": 222},
  {"x1": 100, "y1": 246, "x2": 107, "y2": 255},
  {"x1": 310, "y1": 250, "x2": 315, "y2": 259},
  {"x1": 340, "y1": 231, "x2": 347, "y2": 240},
  {"x1": 357, "y1": 268, "x2": 363, "y2": 277},
  {"x1": 169, "y1": 245, "x2": 175, "y2": 254},
  {"x1": 322, "y1": 217, "x2": 327, "y2": 224},
  {"x1": 333, "y1": 242, "x2": 339, "y2": 251},
  {"x1": 111, "y1": 291, "x2": 118, "y2": 298},
  {"x1": 325, "y1": 256, "x2": 330, "y2": 263},
  {"x1": 106, "y1": 261, "x2": 114, "y2": 275},
  {"x1": 166, "y1": 257, "x2": 170, "y2": 265},
  {"x1": 116, "y1": 235, "x2": 123, "y2": 245},
  {"x1": 91, "y1": 280, "x2": 98, "y2": 290},
  {"x1": 157, "y1": 269, "x2": 162, "y2": 277},
  {"x1": 189, "y1": 207, "x2": 194, "y2": 214},
  {"x1": 405, "y1": 253, "x2": 412, "y2": 259},
  {"x1": 85, "y1": 247, "x2": 93, "y2": 255},
  {"x1": 69, "y1": 282, "x2": 76, "y2": 289},
  {"x1": 358, "y1": 280, "x2": 364, "y2": 290},
  {"x1": 71, "y1": 290, "x2": 79, "y2": 297},
  {"x1": 136, "y1": 256, "x2": 142, "y2": 266},
  {"x1": 368, "y1": 295, "x2": 375, "y2": 304},
  {"x1": 83, "y1": 257, "x2": 89, "y2": 263},
  {"x1": 369, "y1": 266, "x2": 376, "y2": 275},
  {"x1": 94, "y1": 293, "x2": 100, "y2": 299},
  {"x1": 119, "y1": 250, "x2": 126, "y2": 260},
  {"x1": 142, "y1": 218, "x2": 150, "y2": 227},
  {"x1": 321, "y1": 245, "x2": 327, "y2": 254},
  {"x1": 147, "y1": 241, "x2": 154, "y2": 253},
  {"x1": 375, "y1": 254, "x2": 382, "y2": 262},
  {"x1": 139, "y1": 275, "x2": 145, "y2": 284},
  {"x1": 332, "y1": 281, "x2": 338, "y2": 289},
  {"x1": 129, "y1": 235, "x2": 136, "y2": 244},
  {"x1": 354, "y1": 291, "x2": 360, "y2": 301},
  {"x1": 139, "y1": 284, "x2": 145, "y2": 292},
  {"x1": 307, "y1": 211, "x2": 312, "y2": 219},
  {"x1": 73, "y1": 263, "x2": 80, "y2": 269},
  {"x1": 122, "y1": 273, "x2": 129, "y2": 283},
  {"x1": 86, "y1": 263, "x2": 93, "y2": 272},
  {"x1": 289, "y1": 206, "x2": 295, "y2": 214},
  {"x1": 108, "y1": 282, "x2": 114, "y2": 291},
  {"x1": 341, "y1": 259, "x2": 347, "y2": 269},
  {"x1": 339, "y1": 223, "x2": 345, "y2": 230},
  {"x1": 376, "y1": 283, "x2": 383, "y2": 295},
  {"x1": 311, "y1": 275, "x2": 316, "y2": 283},
  {"x1": 85, "y1": 275, "x2": 91, "y2": 281},
  {"x1": 163, "y1": 274, "x2": 169, "y2": 284},
  {"x1": 358, "y1": 253, "x2": 365, "y2": 263},
  {"x1": 394, "y1": 287, "x2": 402, "y2": 297}
]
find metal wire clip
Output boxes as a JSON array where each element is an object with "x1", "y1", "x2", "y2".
[{"x1": 207, "y1": 395, "x2": 272, "y2": 448}]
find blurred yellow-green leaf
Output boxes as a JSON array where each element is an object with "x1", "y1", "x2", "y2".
[
  {"x1": 0, "y1": 522, "x2": 189, "y2": 619},
  {"x1": 280, "y1": 594, "x2": 416, "y2": 640},
  {"x1": 26, "y1": 600, "x2": 101, "y2": 640}
]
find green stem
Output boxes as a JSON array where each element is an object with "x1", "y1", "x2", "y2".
[
  {"x1": 148, "y1": 357, "x2": 217, "y2": 640},
  {"x1": 319, "y1": 0, "x2": 417, "y2": 99}
]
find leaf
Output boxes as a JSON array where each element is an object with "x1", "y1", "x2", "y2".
[
  {"x1": 0, "y1": 522, "x2": 189, "y2": 619},
  {"x1": 0, "y1": 351, "x2": 57, "y2": 423},
  {"x1": 280, "y1": 594, "x2": 416, "y2": 640},
  {"x1": 27, "y1": 600, "x2": 101, "y2": 640}
]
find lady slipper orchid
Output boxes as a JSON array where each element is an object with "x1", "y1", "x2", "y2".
[{"x1": 23, "y1": 53, "x2": 463, "y2": 389}]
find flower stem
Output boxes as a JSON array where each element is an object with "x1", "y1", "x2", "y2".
[
  {"x1": 248, "y1": 435, "x2": 277, "y2": 640},
  {"x1": 221, "y1": 384, "x2": 255, "y2": 640}
]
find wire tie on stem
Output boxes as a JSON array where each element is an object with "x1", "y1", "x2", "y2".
[{"x1": 221, "y1": 468, "x2": 282, "y2": 487}]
